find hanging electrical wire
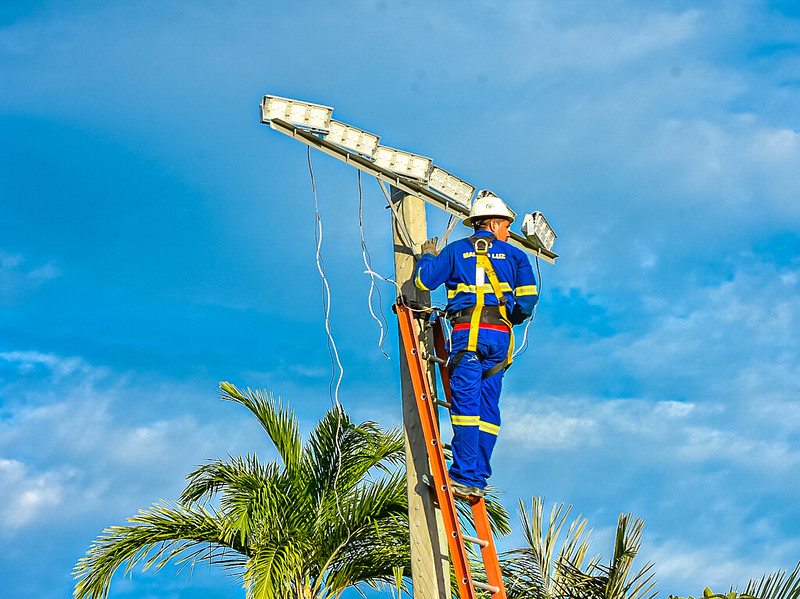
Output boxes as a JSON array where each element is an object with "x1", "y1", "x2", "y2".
[
  {"x1": 305, "y1": 147, "x2": 352, "y2": 539},
  {"x1": 357, "y1": 170, "x2": 390, "y2": 359},
  {"x1": 306, "y1": 147, "x2": 344, "y2": 407},
  {"x1": 513, "y1": 255, "x2": 542, "y2": 358}
]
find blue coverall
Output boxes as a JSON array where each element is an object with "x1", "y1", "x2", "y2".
[{"x1": 414, "y1": 229, "x2": 538, "y2": 490}]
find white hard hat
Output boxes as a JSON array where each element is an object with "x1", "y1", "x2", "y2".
[{"x1": 463, "y1": 190, "x2": 516, "y2": 227}]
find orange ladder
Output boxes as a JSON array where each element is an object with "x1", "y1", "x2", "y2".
[{"x1": 395, "y1": 300, "x2": 507, "y2": 599}]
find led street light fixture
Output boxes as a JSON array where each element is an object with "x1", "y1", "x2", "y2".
[
  {"x1": 260, "y1": 95, "x2": 333, "y2": 133},
  {"x1": 374, "y1": 146, "x2": 433, "y2": 182},
  {"x1": 325, "y1": 120, "x2": 380, "y2": 158},
  {"x1": 521, "y1": 211, "x2": 557, "y2": 252},
  {"x1": 428, "y1": 166, "x2": 475, "y2": 209}
]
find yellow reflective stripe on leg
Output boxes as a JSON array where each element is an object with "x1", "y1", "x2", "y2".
[
  {"x1": 478, "y1": 421, "x2": 500, "y2": 435},
  {"x1": 451, "y1": 415, "x2": 480, "y2": 426}
]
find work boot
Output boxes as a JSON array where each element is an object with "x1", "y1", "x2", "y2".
[
  {"x1": 449, "y1": 478, "x2": 478, "y2": 498},
  {"x1": 471, "y1": 486, "x2": 486, "y2": 498}
]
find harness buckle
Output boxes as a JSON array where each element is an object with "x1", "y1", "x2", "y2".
[{"x1": 473, "y1": 237, "x2": 491, "y2": 254}]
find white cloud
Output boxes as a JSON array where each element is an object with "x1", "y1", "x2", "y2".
[
  {"x1": 0, "y1": 350, "x2": 97, "y2": 382},
  {"x1": 538, "y1": 9, "x2": 702, "y2": 72},
  {"x1": 501, "y1": 394, "x2": 699, "y2": 452},
  {"x1": 674, "y1": 425, "x2": 800, "y2": 472},
  {"x1": 0, "y1": 350, "x2": 274, "y2": 534},
  {"x1": 646, "y1": 536, "x2": 800, "y2": 595},
  {"x1": 0, "y1": 252, "x2": 60, "y2": 307},
  {"x1": 502, "y1": 396, "x2": 600, "y2": 450},
  {"x1": 613, "y1": 261, "x2": 800, "y2": 397},
  {"x1": 0, "y1": 459, "x2": 65, "y2": 530}
]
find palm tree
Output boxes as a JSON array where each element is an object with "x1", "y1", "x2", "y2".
[
  {"x1": 74, "y1": 382, "x2": 411, "y2": 599},
  {"x1": 743, "y1": 561, "x2": 800, "y2": 599},
  {"x1": 502, "y1": 497, "x2": 657, "y2": 599}
]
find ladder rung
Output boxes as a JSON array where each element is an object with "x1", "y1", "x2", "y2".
[
  {"x1": 435, "y1": 400, "x2": 452, "y2": 409},
  {"x1": 462, "y1": 534, "x2": 489, "y2": 548},
  {"x1": 425, "y1": 353, "x2": 447, "y2": 365},
  {"x1": 473, "y1": 581, "x2": 501, "y2": 594}
]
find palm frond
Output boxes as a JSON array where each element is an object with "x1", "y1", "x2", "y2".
[
  {"x1": 308, "y1": 471, "x2": 409, "y2": 597},
  {"x1": 557, "y1": 513, "x2": 656, "y2": 599},
  {"x1": 600, "y1": 513, "x2": 657, "y2": 599},
  {"x1": 219, "y1": 382, "x2": 302, "y2": 473},
  {"x1": 181, "y1": 453, "x2": 275, "y2": 504},
  {"x1": 743, "y1": 561, "x2": 800, "y2": 599},
  {"x1": 179, "y1": 454, "x2": 292, "y2": 548},
  {"x1": 502, "y1": 496, "x2": 596, "y2": 599},
  {"x1": 73, "y1": 502, "x2": 246, "y2": 599},
  {"x1": 304, "y1": 405, "x2": 404, "y2": 502},
  {"x1": 245, "y1": 540, "x2": 309, "y2": 599}
]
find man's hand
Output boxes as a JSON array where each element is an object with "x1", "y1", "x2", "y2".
[
  {"x1": 509, "y1": 304, "x2": 531, "y2": 325},
  {"x1": 421, "y1": 237, "x2": 439, "y2": 256}
]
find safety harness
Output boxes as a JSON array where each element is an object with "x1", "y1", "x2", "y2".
[{"x1": 448, "y1": 235, "x2": 515, "y2": 379}]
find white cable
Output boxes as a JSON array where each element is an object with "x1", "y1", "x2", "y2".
[
  {"x1": 306, "y1": 149, "x2": 344, "y2": 406},
  {"x1": 513, "y1": 256, "x2": 542, "y2": 358},
  {"x1": 357, "y1": 171, "x2": 390, "y2": 359},
  {"x1": 306, "y1": 148, "x2": 350, "y2": 545},
  {"x1": 437, "y1": 214, "x2": 460, "y2": 252}
]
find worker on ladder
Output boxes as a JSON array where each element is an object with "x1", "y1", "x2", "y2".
[{"x1": 414, "y1": 190, "x2": 538, "y2": 498}]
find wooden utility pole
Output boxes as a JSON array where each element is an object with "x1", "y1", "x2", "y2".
[{"x1": 390, "y1": 186, "x2": 451, "y2": 599}]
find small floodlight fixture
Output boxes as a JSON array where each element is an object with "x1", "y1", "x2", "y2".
[
  {"x1": 325, "y1": 120, "x2": 380, "y2": 159},
  {"x1": 521, "y1": 211, "x2": 557, "y2": 252},
  {"x1": 260, "y1": 95, "x2": 333, "y2": 133},
  {"x1": 428, "y1": 166, "x2": 475, "y2": 209},
  {"x1": 374, "y1": 146, "x2": 433, "y2": 182}
]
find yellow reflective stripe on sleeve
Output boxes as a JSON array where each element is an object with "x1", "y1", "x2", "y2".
[
  {"x1": 478, "y1": 421, "x2": 500, "y2": 435},
  {"x1": 414, "y1": 269, "x2": 431, "y2": 291},
  {"x1": 451, "y1": 415, "x2": 480, "y2": 426},
  {"x1": 515, "y1": 284, "x2": 538, "y2": 296}
]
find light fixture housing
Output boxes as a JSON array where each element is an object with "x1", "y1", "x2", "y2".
[
  {"x1": 428, "y1": 166, "x2": 475, "y2": 209},
  {"x1": 521, "y1": 211, "x2": 557, "y2": 252},
  {"x1": 325, "y1": 120, "x2": 380, "y2": 158},
  {"x1": 260, "y1": 95, "x2": 333, "y2": 133},
  {"x1": 373, "y1": 145, "x2": 433, "y2": 182}
]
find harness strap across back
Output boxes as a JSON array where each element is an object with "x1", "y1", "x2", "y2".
[{"x1": 449, "y1": 235, "x2": 515, "y2": 378}]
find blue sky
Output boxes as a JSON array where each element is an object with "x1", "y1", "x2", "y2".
[{"x1": 1, "y1": 1, "x2": 799, "y2": 598}]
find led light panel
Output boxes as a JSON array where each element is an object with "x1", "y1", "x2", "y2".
[
  {"x1": 374, "y1": 146, "x2": 433, "y2": 182},
  {"x1": 325, "y1": 120, "x2": 380, "y2": 158},
  {"x1": 260, "y1": 95, "x2": 333, "y2": 133},
  {"x1": 428, "y1": 166, "x2": 475, "y2": 208},
  {"x1": 521, "y1": 211, "x2": 557, "y2": 252}
]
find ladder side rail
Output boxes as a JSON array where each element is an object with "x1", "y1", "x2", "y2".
[
  {"x1": 396, "y1": 304, "x2": 477, "y2": 599},
  {"x1": 470, "y1": 498, "x2": 507, "y2": 598}
]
